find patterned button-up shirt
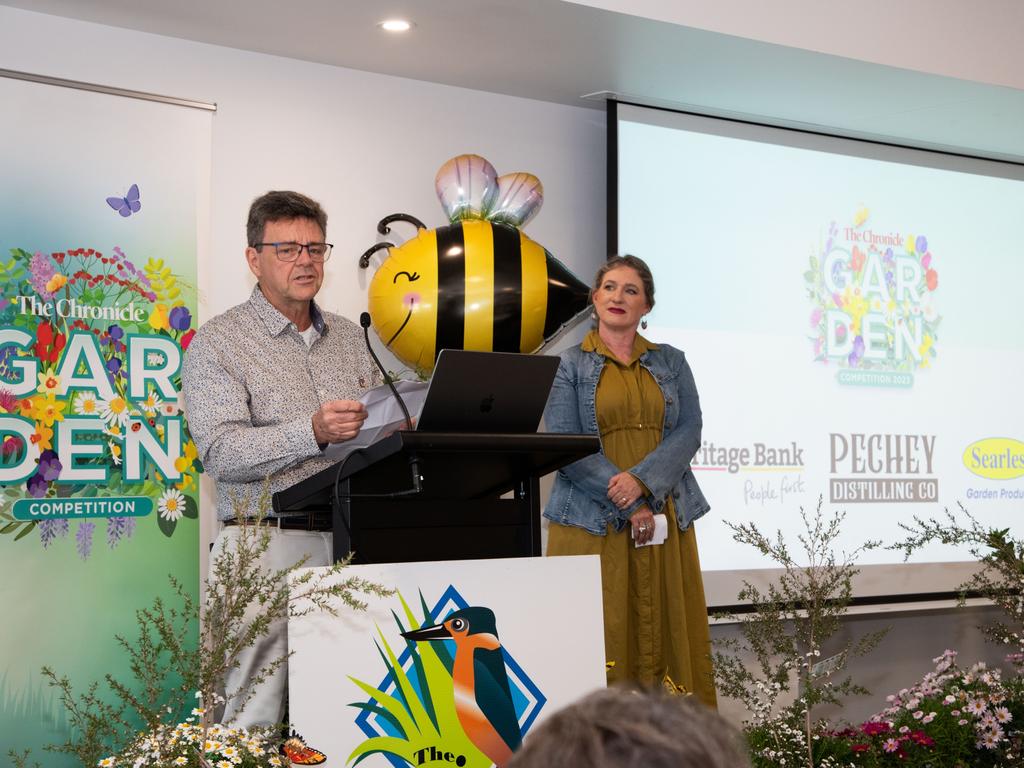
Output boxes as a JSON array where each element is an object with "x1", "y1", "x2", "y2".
[{"x1": 181, "y1": 286, "x2": 380, "y2": 520}]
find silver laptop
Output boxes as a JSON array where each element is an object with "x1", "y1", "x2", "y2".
[{"x1": 415, "y1": 350, "x2": 560, "y2": 433}]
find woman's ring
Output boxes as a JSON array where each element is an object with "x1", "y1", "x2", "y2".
[
  {"x1": 639, "y1": 525, "x2": 648, "y2": 533},
  {"x1": 620, "y1": 496, "x2": 627, "y2": 503}
]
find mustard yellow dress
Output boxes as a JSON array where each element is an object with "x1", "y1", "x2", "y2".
[{"x1": 547, "y1": 332, "x2": 717, "y2": 706}]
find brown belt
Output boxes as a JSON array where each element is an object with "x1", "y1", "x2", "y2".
[{"x1": 222, "y1": 512, "x2": 333, "y2": 532}]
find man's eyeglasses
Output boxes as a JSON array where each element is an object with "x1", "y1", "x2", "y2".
[{"x1": 253, "y1": 242, "x2": 334, "y2": 262}]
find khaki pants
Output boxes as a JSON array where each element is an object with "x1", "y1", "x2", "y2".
[{"x1": 210, "y1": 525, "x2": 333, "y2": 728}]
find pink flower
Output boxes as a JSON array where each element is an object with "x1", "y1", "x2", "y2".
[{"x1": 882, "y1": 738, "x2": 900, "y2": 753}]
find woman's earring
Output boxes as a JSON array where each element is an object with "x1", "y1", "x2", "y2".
[{"x1": 641, "y1": 317, "x2": 648, "y2": 330}]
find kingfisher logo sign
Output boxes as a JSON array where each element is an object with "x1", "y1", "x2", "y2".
[
  {"x1": 349, "y1": 586, "x2": 546, "y2": 768},
  {"x1": 805, "y1": 209, "x2": 940, "y2": 388}
]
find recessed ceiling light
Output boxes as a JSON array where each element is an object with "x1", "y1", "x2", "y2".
[{"x1": 379, "y1": 19, "x2": 413, "y2": 33}]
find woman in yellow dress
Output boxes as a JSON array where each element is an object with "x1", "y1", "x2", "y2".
[{"x1": 544, "y1": 255, "x2": 716, "y2": 706}]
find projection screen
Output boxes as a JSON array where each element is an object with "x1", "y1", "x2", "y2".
[{"x1": 612, "y1": 101, "x2": 1024, "y2": 608}]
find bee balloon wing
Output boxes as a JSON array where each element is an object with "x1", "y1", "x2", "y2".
[
  {"x1": 488, "y1": 172, "x2": 543, "y2": 228},
  {"x1": 435, "y1": 154, "x2": 499, "y2": 223}
]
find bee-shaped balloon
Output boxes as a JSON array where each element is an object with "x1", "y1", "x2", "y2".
[{"x1": 359, "y1": 154, "x2": 591, "y2": 373}]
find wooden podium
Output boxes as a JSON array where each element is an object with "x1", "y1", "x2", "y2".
[{"x1": 272, "y1": 431, "x2": 599, "y2": 564}]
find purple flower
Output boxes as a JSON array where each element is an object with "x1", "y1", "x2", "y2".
[
  {"x1": 39, "y1": 518, "x2": 68, "y2": 548},
  {"x1": 916, "y1": 235, "x2": 928, "y2": 254},
  {"x1": 76, "y1": 521, "x2": 95, "y2": 560},
  {"x1": 848, "y1": 335, "x2": 865, "y2": 367},
  {"x1": 38, "y1": 449, "x2": 62, "y2": 481},
  {"x1": 831, "y1": 259, "x2": 846, "y2": 289},
  {"x1": 168, "y1": 306, "x2": 192, "y2": 331},
  {"x1": 107, "y1": 516, "x2": 133, "y2": 548},
  {"x1": 106, "y1": 357, "x2": 122, "y2": 374},
  {"x1": 810, "y1": 308, "x2": 823, "y2": 326},
  {"x1": 29, "y1": 252, "x2": 58, "y2": 300},
  {"x1": 26, "y1": 472, "x2": 48, "y2": 498},
  {"x1": 108, "y1": 325, "x2": 124, "y2": 341}
]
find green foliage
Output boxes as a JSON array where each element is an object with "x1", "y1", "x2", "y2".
[
  {"x1": 713, "y1": 496, "x2": 888, "y2": 768},
  {"x1": 9, "y1": 487, "x2": 394, "y2": 767},
  {"x1": 895, "y1": 503, "x2": 1024, "y2": 653}
]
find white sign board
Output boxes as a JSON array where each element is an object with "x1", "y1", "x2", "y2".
[{"x1": 289, "y1": 555, "x2": 605, "y2": 768}]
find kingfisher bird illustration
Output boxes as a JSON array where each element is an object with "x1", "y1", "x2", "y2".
[{"x1": 402, "y1": 607, "x2": 522, "y2": 767}]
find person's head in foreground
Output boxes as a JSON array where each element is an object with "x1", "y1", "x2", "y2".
[{"x1": 507, "y1": 685, "x2": 751, "y2": 768}]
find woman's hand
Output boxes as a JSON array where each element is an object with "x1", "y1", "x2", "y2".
[
  {"x1": 629, "y1": 506, "x2": 656, "y2": 545},
  {"x1": 608, "y1": 471, "x2": 644, "y2": 510}
]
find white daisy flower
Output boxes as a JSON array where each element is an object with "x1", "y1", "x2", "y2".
[
  {"x1": 74, "y1": 391, "x2": 99, "y2": 416},
  {"x1": 140, "y1": 391, "x2": 163, "y2": 417},
  {"x1": 98, "y1": 758, "x2": 116, "y2": 767},
  {"x1": 158, "y1": 489, "x2": 186, "y2": 521},
  {"x1": 100, "y1": 395, "x2": 131, "y2": 427},
  {"x1": 146, "y1": 351, "x2": 165, "y2": 367}
]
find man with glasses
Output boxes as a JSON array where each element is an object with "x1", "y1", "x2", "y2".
[{"x1": 182, "y1": 190, "x2": 380, "y2": 728}]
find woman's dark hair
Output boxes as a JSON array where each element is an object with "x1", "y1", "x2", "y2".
[
  {"x1": 592, "y1": 254, "x2": 655, "y2": 309},
  {"x1": 246, "y1": 190, "x2": 328, "y2": 246}
]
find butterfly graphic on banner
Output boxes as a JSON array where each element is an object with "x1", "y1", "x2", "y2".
[
  {"x1": 280, "y1": 733, "x2": 327, "y2": 765},
  {"x1": 106, "y1": 183, "x2": 141, "y2": 217}
]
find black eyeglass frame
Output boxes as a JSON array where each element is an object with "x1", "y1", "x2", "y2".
[{"x1": 251, "y1": 241, "x2": 334, "y2": 262}]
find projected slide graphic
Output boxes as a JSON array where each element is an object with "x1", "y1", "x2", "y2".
[
  {"x1": 806, "y1": 216, "x2": 939, "y2": 386},
  {"x1": 616, "y1": 104, "x2": 1024, "y2": 597}
]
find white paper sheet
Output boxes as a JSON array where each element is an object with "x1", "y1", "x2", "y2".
[{"x1": 322, "y1": 380, "x2": 429, "y2": 461}]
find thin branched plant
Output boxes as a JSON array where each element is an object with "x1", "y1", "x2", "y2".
[
  {"x1": 895, "y1": 502, "x2": 1024, "y2": 662},
  {"x1": 713, "y1": 496, "x2": 888, "y2": 768}
]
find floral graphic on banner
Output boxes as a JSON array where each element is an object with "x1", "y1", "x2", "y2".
[
  {"x1": 804, "y1": 208, "x2": 941, "y2": 388},
  {"x1": 0, "y1": 244, "x2": 201, "y2": 557}
]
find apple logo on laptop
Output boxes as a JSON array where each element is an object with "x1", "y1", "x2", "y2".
[{"x1": 479, "y1": 395, "x2": 495, "y2": 414}]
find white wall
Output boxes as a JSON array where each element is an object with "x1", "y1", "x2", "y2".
[{"x1": 1, "y1": 3, "x2": 1012, "y2": 731}]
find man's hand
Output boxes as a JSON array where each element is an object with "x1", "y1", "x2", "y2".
[{"x1": 312, "y1": 400, "x2": 367, "y2": 445}]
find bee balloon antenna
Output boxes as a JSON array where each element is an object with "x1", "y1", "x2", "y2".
[
  {"x1": 377, "y1": 212, "x2": 427, "y2": 235},
  {"x1": 359, "y1": 241, "x2": 393, "y2": 269}
]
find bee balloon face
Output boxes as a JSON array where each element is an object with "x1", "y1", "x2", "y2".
[{"x1": 362, "y1": 155, "x2": 591, "y2": 374}]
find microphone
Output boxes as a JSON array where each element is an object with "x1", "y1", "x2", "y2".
[
  {"x1": 359, "y1": 311, "x2": 421, "y2": 494},
  {"x1": 360, "y1": 311, "x2": 413, "y2": 430}
]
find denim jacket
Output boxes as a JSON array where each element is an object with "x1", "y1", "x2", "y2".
[{"x1": 543, "y1": 337, "x2": 710, "y2": 535}]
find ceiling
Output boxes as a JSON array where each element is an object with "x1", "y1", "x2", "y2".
[{"x1": 4, "y1": 0, "x2": 1024, "y2": 161}]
